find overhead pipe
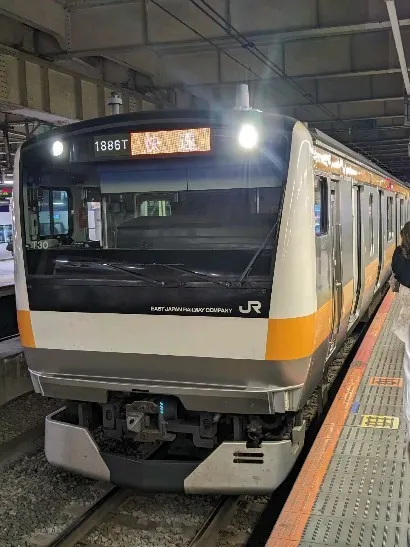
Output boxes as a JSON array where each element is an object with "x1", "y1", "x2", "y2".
[
  {"x1": 385, "y1": 0, "x2": 410, "y2": 95},
  {"x1": 2, "y1": 129, "x2": 12, "y2": 171}
]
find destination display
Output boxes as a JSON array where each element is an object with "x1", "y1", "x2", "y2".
[
  {"x1": 93, "y1": 128, "x2": 211, "y2": 159},
  {"x1": 130, "y1": 127, "x2": 211, "y2": 156},
  {"x1": 94, "y1": 134, "x2": 130, "y2": 158}
]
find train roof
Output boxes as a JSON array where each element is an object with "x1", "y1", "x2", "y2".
[
  {"x1": 21, "y1": 109, "x2": 407, "y2": 188},
  {"x1": 21, "y1": 109, "x2": 296, "y2": 148},
  {"x1": 311, "y1": 128, "x2": 407, "y2": 188}
]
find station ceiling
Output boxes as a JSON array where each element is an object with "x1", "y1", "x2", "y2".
[{"x1": 1, "y1": 0, "x2": 410, "y2": 179}]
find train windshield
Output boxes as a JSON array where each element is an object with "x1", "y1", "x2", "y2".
[{"x1": 23, "y1": 156, "x2": 285, "y2": 253}]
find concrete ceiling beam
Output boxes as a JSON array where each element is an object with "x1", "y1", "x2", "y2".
[
  {"x1": 0, "y1": 0, "x2": 67, "y2": 48},
  {"x1": 50, "y1": 0, "x2": 410, "y2": 56},
  {"x1": 0, "y1": 44, "x2": 168, "y2": 124}
]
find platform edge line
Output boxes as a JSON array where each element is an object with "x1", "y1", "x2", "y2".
[{"x1": 265, "y1": 291, "x2": 395, "y2": 546}]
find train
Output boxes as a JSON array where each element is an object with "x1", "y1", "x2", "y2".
[
  {"x1": 0, "y1": 183, "x2": 18, "y2": 339},
  {"x1": 12, "y1": 107, "x2": 408, "y2": 494},
  {"x1": 0, "y1": 184, "x2": 13, "y2": 261}
]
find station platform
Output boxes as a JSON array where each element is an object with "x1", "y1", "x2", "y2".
[
  {"x1": 0, "y1": 336, "x2": 30, "y2": 407},
  {"x1": 0, "y1": 258, "x2": 14, "y2": 291},
  {"x1": 0, "y1": 337, "x2": 22, "y2": 360},
  {"x1": 267, "y1": 291, "x2": 409, "y2": 547}
]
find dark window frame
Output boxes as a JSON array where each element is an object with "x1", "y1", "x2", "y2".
[
  {"x1": 37, "y1": 187, "x2": 72, "y2": 239},
  {"x1": 315, "y1": 175, "x2": 329, "y2": 237}
]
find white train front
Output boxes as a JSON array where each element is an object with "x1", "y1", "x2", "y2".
[{"x1": 12, "y1": 109, "x2": 408, "y2": 493}]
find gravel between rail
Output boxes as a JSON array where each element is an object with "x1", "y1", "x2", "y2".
[
  {"x1": 0, "y1": 393, "x2": 61, "y2": 446},
  {"x1": 43, "y1": 491, "x2": 256, "y2": 547}
]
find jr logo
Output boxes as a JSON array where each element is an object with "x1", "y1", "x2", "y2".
[{"x1": 239, "y1": 301, "x2": 262, "y2": 314}]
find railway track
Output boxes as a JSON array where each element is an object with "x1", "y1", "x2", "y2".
[
  {"x1": 0, "y1": 333, "x2": 19, "y2": 344},
  {"x1": 48, "y1": 486, "x2": 129, "y2": 547},
  {"x1": 26, "y1": 436, "x2": 245, "y2": 547},
  {"x1": 0, "y1": 422, "x2": 44, "y2": 469},
  {"x1": 188, "y1": 496, "x2": 244, "y2": 547},
  {"x1": 37, "y1": 489, "x2": 244, "y2": 547},
  {"x1": 0, "y1": 391, "x2": 61, "y2": 471}
]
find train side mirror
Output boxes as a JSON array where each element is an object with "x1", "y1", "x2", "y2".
[{"x1": 6, "y1": 241, "x2": 13, "y2": 254}]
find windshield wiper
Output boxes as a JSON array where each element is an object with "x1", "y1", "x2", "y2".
[
  {"x1": 58, "y1": 259, "x2": 165, "y2": 286},
  {"x1": 151, "y1": 263, "x2": 231, "y2": 287},
  {"x1": 102, "y1": 262, "x2": 165, "y2": 286},
  {"x1": 237, "y1": 220, "x2": 279, "y2": 285}
]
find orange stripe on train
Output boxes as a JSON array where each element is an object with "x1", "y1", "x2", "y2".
[
  {"x1": 265, "y1": 274, "x2": 369, "y2": 362},
  {"x1": 265, "y1": 299, "x2": 333, "y2": 361},
  {"x1": 17, "y1": 310, "x2": 36, "y2": 348},
  {"x1": 384, "y1": 242, "x2": 395, "y2": 265}
]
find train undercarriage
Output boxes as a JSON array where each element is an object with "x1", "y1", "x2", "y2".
[{"x1": 45, "y1": 393, "x2": 306, "y2": 494}]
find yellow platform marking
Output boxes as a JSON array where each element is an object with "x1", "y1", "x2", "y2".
[
  {"x1": 360, "y1": 414, "x2": 400, "y2": 429},
  {"x1": 368, "y1": 377, "x2": 403, "y2": 387}
]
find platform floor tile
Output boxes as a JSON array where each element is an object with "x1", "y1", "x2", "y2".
[{"x1": 300, "y1": 296, "x2": 410, "y2": 546}]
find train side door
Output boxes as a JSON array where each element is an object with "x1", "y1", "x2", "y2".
[
  {"x1": 350, "y1": 184, "x2": 364, "y2": 325},
  {"x1": 328, "y1": 179, "x2": 343, "y2": 352},
  {"x1": 375, "y1": 190, "x2": 384, "y2": 289}
]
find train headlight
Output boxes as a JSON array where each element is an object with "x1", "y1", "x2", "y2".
[
  {"x1": 51, "y1": 140, "x2": 64, "y2": 157},
  {"x1": 238, "y1": 124, "x2": 258, "y2": 149}
]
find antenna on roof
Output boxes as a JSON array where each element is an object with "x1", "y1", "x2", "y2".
[
  {"x1": 108, "y1": 92, "x2": 123, "y2": 115},
  {"x1": 235, "y1": 84, "x2": 251, "y2": 110}
]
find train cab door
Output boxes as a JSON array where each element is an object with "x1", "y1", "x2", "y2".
[{"x1": 328, "y1": 179, "x2": 343, "y2": 353}]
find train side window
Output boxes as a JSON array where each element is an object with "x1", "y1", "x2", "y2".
[
  {"x1": 139, "y1": 199, "x2": 171, "y2": 217},
  {"x1": 38, "y1": 189, "x2": 51, "y2": 236},
  {"x1": 369, "y1": 193, "x2": 375, "y2": 255},
  {"x1": 0, "y1": 225, "x2": 12, "y2": 244},
  {"x1": 314, "y1": 176, "x2": 328, "y2": 236},
  {"x1": 387, "y1": 196, "x2": 394, "y2": 241},
  {"x1": 52, "y1": 190, "x2": 69, "y2": 235}
]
